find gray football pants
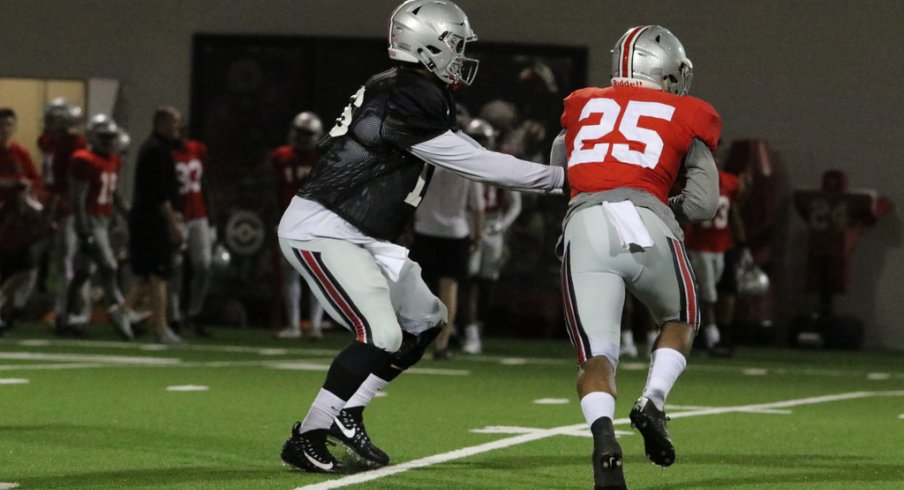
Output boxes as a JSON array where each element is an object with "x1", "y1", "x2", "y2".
[
  {"x1": 279, "y1": 236, "x2": 447, "y2": 352},
  {"x1": 561, "y1": 205, "x2": 699, "y2": 366}
]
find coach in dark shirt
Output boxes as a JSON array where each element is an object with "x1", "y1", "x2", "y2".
[{"x1": 122, "y1": 107, "x2": 185, "y2": 344}]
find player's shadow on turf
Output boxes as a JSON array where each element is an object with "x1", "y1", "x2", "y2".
[
  {"x1": 643, "y1": 453, "x2": 904, "y2": 489},
  {"x1": 19, "y1": 468, "x2": 277, "y2": 489}
]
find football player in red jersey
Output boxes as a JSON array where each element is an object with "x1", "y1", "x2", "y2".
[
  {"x1": 68, "y1": 115, "x2": 132, "y2": 339},
  {"x1": 684, "y1": 170, "x2": 746, "y2": 354},
  {"x1": 38, "y1": 99, "x2": 89, "y2": 334},
  {"x1": 170, "y1": 136, "x2": 213, "y2": 337},
  {"x1": 0, "y1": 107, "x2": 46, "y2": 334},
  {"x1": 554, "y1": 26, "x2": 721, "y2": 488},
  {"x1": 270, "y1": 112, "x2": 326, "y2": 340}
]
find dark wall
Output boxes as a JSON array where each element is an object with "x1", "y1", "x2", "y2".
[{"x1": 2, "y1": 0, "x2": 902, "y2": 348}]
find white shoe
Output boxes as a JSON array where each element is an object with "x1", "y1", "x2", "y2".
[
  {"x1": 462, "y1": 324, "x2": 482, "y2": 354},
  {"x1": 704, "y1": 324, "x2": 721, "y2": 349},
  {"x1": 305, "y1": 326, "x2": 323, "y2": 340},
  {"x1": 128, "y1": 309, "x2": 152, "y2": 324},
  {"x1": 276, "y1": 327, "x2": 302, "y2": 340},
  {"x1": 108, "y1": 305, "x2": 134, "y2": 340},
  {"x1": 67, "y1": 312, "x2": 91, "y2": 326},
  {"x1": 157, "y1": 327, "x2": 183, "y2": 345}
]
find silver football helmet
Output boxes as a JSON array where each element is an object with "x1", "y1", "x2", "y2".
[
  {"x1": 86, "y1": 114, "x2": 120, "y2": 152},
  {"x1": 464, "y1": 118, "x2": 498, "y2": 150},
  {"x1": 44, "y1": 97, "x2": 83, "y2": 132},
  {"x1": 288, "y1": 111, "x2": 323, "y2": 149},
  {"x1": 388, "y1": 0, "x2": 479, "y2": 86},
  {"x1": 611, "y1": 25, "x2": 693, "y2": 95},
  {"x1": 736, "y1": 249, "x2": 770, "y2": 297}
]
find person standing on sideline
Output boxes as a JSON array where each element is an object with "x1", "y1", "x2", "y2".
[
  {"x1": 37, "y1": 99, "x2": 88, "y2": 335},
  {"x1": 684, "y1": 168, "x2": 746, "y2": 355},
  {"x1": 170, "y1": 134, "x2": 213, "y2": 337},
  {"x1": 0, "y1": 108, "x2": 45, "y2": 333},
  {"x1": 459, "y1": 118, "x2": 522, "y2": 355},
  {"x1": 122, "y1": 107, "x2": 186, "y2": 344},
  {"x1": 409, "y1": 166, "x2": 484, "y2": 360},
  {"x1": 277, "y1": 0, "x2": 563, "y2": 474},
  {"x1": 69, "y1": 115, "x2": 132, "y2": 339},
  {"x1": 555, "y1": 25, "x2": 721, "y2": 488},
  {"x1": 270, "y1": 112, "x2": 326, "y2": 340}
]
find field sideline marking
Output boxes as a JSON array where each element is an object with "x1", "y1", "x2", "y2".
[{"x1": 292, "y1": 390, "x2": 904, "y2": 490}]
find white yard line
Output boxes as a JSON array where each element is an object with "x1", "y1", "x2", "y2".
[
  {"x1": 0, "y1": 352, "x2": 180, "y2": 365},
  {"x1": 10, "y1": 338, "x2": 337, "y2": 356},
  {"x1": 293, "y1": 390, "x2": 904, "y2": 490},
  {"x1": 0, "y1": 363, "x2": 108, "y2": 371}
]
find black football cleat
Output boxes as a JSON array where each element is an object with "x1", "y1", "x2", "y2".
[
  {"x1": 629, "y1": 396, "x2": 675, "y2": 467},
  {"x1": 281, "y1": 423, "x2": 349, "y2": 474},
  {"x1": 591, "y1": 417, "x2": 627, "y2": 490},
  {"x1": 328, "y1": 409, "x2": 390, "y2": 468}
]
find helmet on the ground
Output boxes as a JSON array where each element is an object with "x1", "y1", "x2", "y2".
[
  {"x1": 44, "y1": 98, "x2": 83, "y2": 132},
  {"x1": 388, "y1": 0, "x2": 479, "y2": 86},
  {"x1": 611, "y1": 25, "x2": 693, "y2": 95}
]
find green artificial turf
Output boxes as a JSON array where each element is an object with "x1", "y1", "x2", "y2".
[{"x1": 1, "y1": 323, "x2": 903, "y2": 489}]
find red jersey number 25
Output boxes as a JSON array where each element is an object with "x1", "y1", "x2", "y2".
[{"x1": 569, "y1": 99, "x2": 674, "y2": 170}]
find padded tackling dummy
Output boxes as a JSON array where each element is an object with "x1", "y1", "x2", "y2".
[{"x1": 793, "y1": 169, "x2": 892, "y2": 295}]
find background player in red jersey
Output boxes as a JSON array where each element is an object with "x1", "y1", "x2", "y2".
[
  {"x1": 0, "y1": 108, "x2": 47, "y2": 334},
  {"x1": 171, "y1": 136, "x2": 213, "y2": 337},
  {"x1": 684, "y1": 169, "x2": 746, "y2": 355},
  {"x1": 459, "y1": 118, "x2": 523, "y2": 355},
  {"x1": 37, "y1": 99, "x2": 89, "y2": 334},
  {"x1": 270, "y1": 111, "x2": 326, "y2": 340},
  {"x1": 554, "y1": 25, "x2": 720, "y2": 489},
  {"x1": 69, "y1": 115, "x2": 132, "y2": 339}
]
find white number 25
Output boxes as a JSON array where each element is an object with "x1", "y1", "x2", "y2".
[{"x1": 569, "y1": 98, "x2": 675, "y2": 169}]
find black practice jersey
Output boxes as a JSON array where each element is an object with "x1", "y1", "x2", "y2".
[{"x1": 297, "y1": 67, "x2": 457, "y2": 241}]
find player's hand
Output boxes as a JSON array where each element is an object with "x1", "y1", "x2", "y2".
[
  {"x1": 470, "y1": 231, "x2": 484, "y2": 253},
  {"x1": 484, "y1": 222, "x2": 504, "y2": 236},
  {"x1": 168, "y1": 221, "x2": 186, "y2": 249}
]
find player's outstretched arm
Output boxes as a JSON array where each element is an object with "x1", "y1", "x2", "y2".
[
  {"x1": 669, "y1": 138, "x2": 719, "y2": 222},
  {"x1": 409, "y1": 130, "x2": 563, "y2": 195}
]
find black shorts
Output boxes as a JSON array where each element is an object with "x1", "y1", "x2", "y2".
[
  {"x1": 409, "y1": 233, "x2": 470, "y2": 284},
  {"x1": 717, "y1": 248, "x2": 738, "y2": 294},
  {"x1": 129, "y1": 219, "x2": 174, "y2": 279}
]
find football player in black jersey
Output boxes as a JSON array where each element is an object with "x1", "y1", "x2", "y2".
[{"x1": 277, "y1": 0, "x2": 564, "y2": 474}]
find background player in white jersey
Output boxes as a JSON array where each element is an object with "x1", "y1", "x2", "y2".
[
  {"x1": 460, "y1": 118, "x2": 523, "y2": 355},
  {"x1": 277, "y1": 0, "x2": 563, "y2": 474},
  {"x1": 554, "y1": 26, "x2": 721, "y2": 489},
  {"x1": 409, "y1": 166, "x2": 484, "y2": 360}
]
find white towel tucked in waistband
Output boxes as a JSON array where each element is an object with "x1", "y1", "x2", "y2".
[
  {"x1": 602, "y1": 201, "x2": 654, "y2": 250},
  {"x1": 363, "y1": 241, "x2": 409, "y2": 282}
]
